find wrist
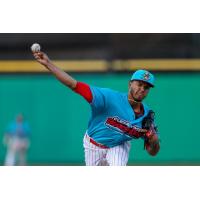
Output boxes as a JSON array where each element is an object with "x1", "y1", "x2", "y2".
[{"x1": 145, "y1": 130, "x2": 153, "y2": 138}]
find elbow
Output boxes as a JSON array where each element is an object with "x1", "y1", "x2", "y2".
[
  {"x1": 62, "y1": 80, "x2": 77, "y2": 90},
  {"x1": 70, "y1": 80, "x2": 77, "y2": 90}
]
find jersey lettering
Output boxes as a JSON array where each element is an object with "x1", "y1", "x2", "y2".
[{"x1": 105, "y1": 117, "x2": 144, "y2": 138}]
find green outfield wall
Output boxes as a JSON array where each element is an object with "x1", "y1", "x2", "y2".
[{"x1": 0, "y1": 72, "x2": 199, "y2": 165}]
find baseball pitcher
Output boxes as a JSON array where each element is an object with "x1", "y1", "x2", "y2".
[{"x1": 33, "y1": 51, "x2": 160, "y2": 166}]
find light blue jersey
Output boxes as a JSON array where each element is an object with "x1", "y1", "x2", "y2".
[
  {"x1": 6, "y1": 121, "x2": 30, "y2": 138},
  {"x1": 87, "y1": 86, "x2": 151, "y2": 148}
]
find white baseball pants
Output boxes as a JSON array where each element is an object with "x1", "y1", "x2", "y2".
[{"x1": 83, "y1": 134, "x2": 131, "y2": 166}]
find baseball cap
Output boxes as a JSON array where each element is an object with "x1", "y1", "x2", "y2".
[{"x1": 130, "y1": 69, "x2": 155, "y2": 87}]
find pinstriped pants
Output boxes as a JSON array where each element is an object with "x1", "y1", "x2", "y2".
[{"x1": 83, "y1": 134, "x2": 131, "y2": 166}]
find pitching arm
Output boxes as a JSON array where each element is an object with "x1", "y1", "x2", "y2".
[{"x1": 33, "y1": 51, "x2": 77, "y2": 90}]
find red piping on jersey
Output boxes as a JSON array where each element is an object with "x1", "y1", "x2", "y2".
[
  {"x1": 74, "y1": 82, "x2": 93, "y2": 103},
  {"x1": 86, "y1": 134, "x2": 109, "y2": 149}
]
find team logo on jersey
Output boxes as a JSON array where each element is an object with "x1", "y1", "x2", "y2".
[
  {"x1": 105, "y1": 117, "x2": 145, "y2": 138},
  {"x1": 143, "y1": 72, "x2": 150, "y2": 81}
]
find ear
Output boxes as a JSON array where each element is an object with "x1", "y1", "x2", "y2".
[{"x1": 128, "y1": 81, "x2": 132, "y2": 89}]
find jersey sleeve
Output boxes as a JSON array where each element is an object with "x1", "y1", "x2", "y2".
[{"x1": 74, "y1": 82, "x2": 93, "y2": 103}]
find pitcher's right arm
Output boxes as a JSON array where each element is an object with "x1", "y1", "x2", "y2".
[
  {"x1": 33, "y1": 51, "x2": 93, "y2": 102},
  {"x1": 33, "y1": 52, "x2": 77, "y2": 90}
]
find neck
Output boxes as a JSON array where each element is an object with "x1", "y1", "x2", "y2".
[{"x1": 128, "y1": 93, "x2": 141, "y2": 108}]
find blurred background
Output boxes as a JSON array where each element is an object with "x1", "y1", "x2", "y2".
[{"x1": 0, "y1": 33, "x2": 200, "y2": 165}]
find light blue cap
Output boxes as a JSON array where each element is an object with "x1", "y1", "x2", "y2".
[{"x1": 130, "y1": 69, "x2": 155, "y2": 87}]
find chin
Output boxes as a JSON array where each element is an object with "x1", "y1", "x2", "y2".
[
  {"x1": 134, "y1": 98, "x2": 142, "y2": 103},
  {"x1": 135, "y1": 96, "x2": 143, "y2": 101},
  {"x1": 137, "y1": 96, "x2": 145, "y2": 101}
]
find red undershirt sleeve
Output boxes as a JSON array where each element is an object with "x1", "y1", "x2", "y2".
[{"x1": 74, "y1": 82, "x2": 93, "y2": 103}]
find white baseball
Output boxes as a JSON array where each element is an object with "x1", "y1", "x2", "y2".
[{"x1": 31, "y1": 43, "x2": 41, "y2": 52}]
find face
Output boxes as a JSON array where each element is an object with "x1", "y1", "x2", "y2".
[
  {"x1": 16, "y1": 114, "x2": 23, "y2": 123},
  {"x1": 129, "y1": 80, "x2": 151, "y2": 102}
]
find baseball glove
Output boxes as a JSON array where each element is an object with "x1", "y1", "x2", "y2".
[
  {"x1": 142, "y1": 110, "x2": 156, "y2": 130},
  {"x1": 142, "y1": 110, "x2": 159, "y2": 149}
]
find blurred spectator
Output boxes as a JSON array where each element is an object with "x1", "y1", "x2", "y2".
[{"x1": 3, "y1": 114, "x2": 31, "y2": 166}]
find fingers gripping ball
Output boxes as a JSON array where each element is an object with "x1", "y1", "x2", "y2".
[{"x1": 31, "y1": 43, "x2": 41, "y2": 52}]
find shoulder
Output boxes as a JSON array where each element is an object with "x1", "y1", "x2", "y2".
[
  {"x1": 142, "y1": 103, "x2": 150, "y2": 111},
  {"x1": 90, "y1": 86, "x2": 122, "y2": 97},
  {"x1": 142, "y1": 103, "x2": 153, "y2": 116},
  {"x1": 89, "y1": 86, "x2": 125, "y2": 108},
  {"x1": 23, "y1": 122, "x2": 30, "y2": 128},
  {"x1": 90, "y1": 86, "x2": 115, "y2": 92}
]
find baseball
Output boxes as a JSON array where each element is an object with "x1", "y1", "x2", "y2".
[{"x1": 31, "y1": 43, "x2": 41, "y2": 52}]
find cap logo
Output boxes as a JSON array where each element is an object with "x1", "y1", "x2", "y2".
[{"x1": 143, "y1": 72, "x2": 150, "y2": 81}]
